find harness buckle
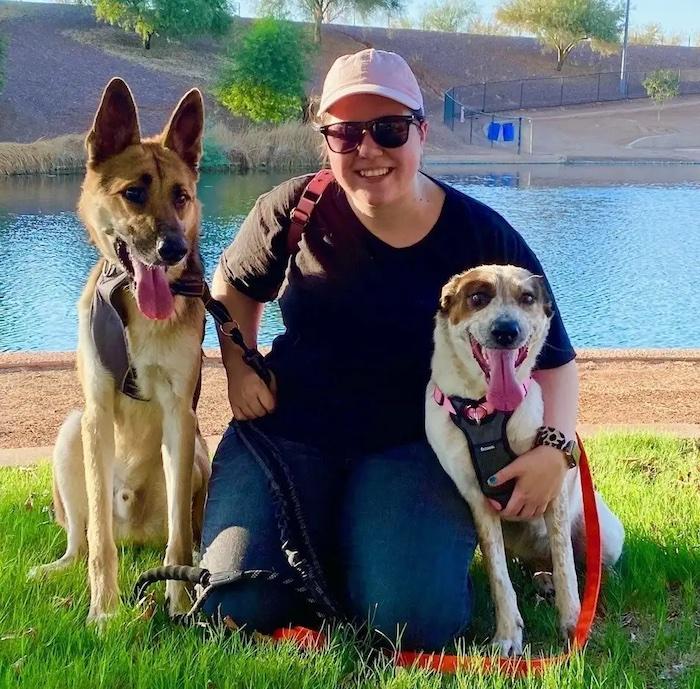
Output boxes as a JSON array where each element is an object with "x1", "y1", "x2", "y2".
[{"x1": 219, "y1": 320, "x2": 241, "y2": 338}]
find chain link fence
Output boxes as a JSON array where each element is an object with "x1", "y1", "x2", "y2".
[{"x1": 444, "y1": 67, "x2": 700, "y2": 117}]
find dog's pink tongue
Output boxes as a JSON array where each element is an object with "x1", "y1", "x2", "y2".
[
  {"x1": 132, "y1": 260, "x2": 174, "y2": 320},
  {"x1": 485, "y1": 348, "x2": 525, "y2": 412}
]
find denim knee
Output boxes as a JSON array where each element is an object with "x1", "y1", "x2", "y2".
[
  {"x1": 202, "y1": 581, "x2": 314, "y2": 634},
  {"x1": 352, "y1": 573, "x2": 474, "y2": 651},
  {"x1": 340, "y1": 441, "x2": 478, "y2": 651}
]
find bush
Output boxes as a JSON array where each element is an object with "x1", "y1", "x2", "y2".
[
  {"x1": 642, "y1": 69, "x2": 680, "y2": 120},
  {"x1": 216, "y1": 18, "x2": 314, "y2": 123}
]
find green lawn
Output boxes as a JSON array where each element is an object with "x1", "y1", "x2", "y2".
[{"x1": 1, "y1": 433, "x2": 698, "y2": 688}]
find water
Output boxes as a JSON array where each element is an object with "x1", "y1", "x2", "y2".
[{"x1": 1, "y1": 165, "x2": 699, "y2": 351}]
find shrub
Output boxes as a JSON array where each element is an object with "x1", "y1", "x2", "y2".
[
  {"x1": 642, "y1": 69, "x2": 680, "y2": 121},
  {"x1": 216, "y1": 18, "x2": 314, "y2": 123}
]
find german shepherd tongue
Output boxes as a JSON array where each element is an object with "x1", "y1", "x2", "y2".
[
  {"x1": 485, "y1": 348, "x2": 525, "y2": 412},
  {"x1": 132, "y1": 259, "x2": 174, "y2": 320}
]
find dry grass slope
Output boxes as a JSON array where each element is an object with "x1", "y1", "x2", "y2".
[{"x1": 0, "y1": 135, "x2": 86, "y2": 175}]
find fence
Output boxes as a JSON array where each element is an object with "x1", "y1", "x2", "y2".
[
  {"x1": 445, "y1": 67, "x2": 700, "y2": 116},
  {"x1": 443, "y1": 94, "x2": 532, "y2": 154}
]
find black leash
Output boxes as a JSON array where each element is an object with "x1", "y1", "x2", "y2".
[
  {"x1": 132, "y1": 564, "x2": 330, "y2": 627},
  {"x1": 132, "y1": 287, "x2": 341, "y2": 627},
  {"x1": 200, "y1": 282, "x2": 271, "y2": 387},
  {"x1": 133, "y1": 172, "x2": 340, "y2": 628}
]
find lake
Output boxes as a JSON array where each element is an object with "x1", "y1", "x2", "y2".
[{"x1": 1, "y1": 164, "x2": 699, "y2": 351}]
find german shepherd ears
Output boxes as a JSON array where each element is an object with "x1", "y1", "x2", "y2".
[{"x1": 86, "y1": 78, "x2": 204, "y2": 171}]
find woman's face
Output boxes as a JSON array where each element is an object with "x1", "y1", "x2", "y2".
[{"x1": 323, "y1": 93, "x2": 428, "y2": 210}]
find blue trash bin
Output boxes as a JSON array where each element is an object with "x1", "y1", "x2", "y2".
[
  {"x1": 502, "y1": 122, "x2": 515, "y2": 142},
  {"x1": 487, "y1": 121, "x2": 501, "y2": 141}
]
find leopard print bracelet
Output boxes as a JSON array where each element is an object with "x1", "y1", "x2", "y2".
[{"x1": 535, "y1": 425, "x2": 567, "y2": 447}]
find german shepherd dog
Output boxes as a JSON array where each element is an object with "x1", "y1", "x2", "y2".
[
  {"x1": 426, "y1": 265, "x2": 624, "y2": 655},
  {"x1": 29, "y1": 79, "x2": 211, "y2": 623}
]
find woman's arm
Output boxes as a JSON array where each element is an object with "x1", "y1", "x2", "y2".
[
  {"x1": 487, "y1": 359, "x2": 579, "y2": 520},
  {"x1": 533, "y1": 358, "x2": 578, "y2": 439},
  {"x1": 212, "y1": 264, "x2": 276, "y2": 420}
]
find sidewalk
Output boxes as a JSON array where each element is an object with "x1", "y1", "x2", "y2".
[{"x1": 1, "y1": 349, "x2": 699, "y2": 467}]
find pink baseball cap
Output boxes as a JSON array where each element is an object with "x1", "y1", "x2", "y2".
[{"x1": 318, "y1": 49, "x2": 424, "y2": 115}]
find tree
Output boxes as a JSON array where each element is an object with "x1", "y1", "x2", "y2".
[
  {"x1": 94, "y1": 0, "x2": 230, "y2": 50},
  {"x1": 643, "y1": 69, "x2": 680, "y2": 121},
  {"x1": 419, "y1": 0, "x2": 478, "y2": 32},
  {"x1": 496, "y1": 0, "x2": 624, "y2": 71},
  {"x1": 256, "y1": 0, "x2": 291, "y2": 19},
  {"x1": 216, "y1": 18, "x2": 314, "y2": 123},
  {"x1": 630, "y1": 22, "x2": 683, "y2": 46},
  {"x1": 299, "y1": 0, "x2": 403, "y2": 44},
  {"x1": 629, "y1": 22, "x2": 664, "y2": 45},
  {"x1": 466, "y1": 15, "x2": 511, "y2": 35}
]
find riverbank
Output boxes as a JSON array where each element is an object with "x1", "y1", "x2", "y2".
[
  {"x1": 1, "y1": 349, "x2": 699, "y2": 457},
  {"x1": 5, "y1": 100, "x2": 700, "y2": 176},
  {"x1": 0, "y1": 121, "x2": 321, "y2": 176}
]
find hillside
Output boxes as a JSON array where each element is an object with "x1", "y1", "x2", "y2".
[{"x1": 2, "y1": 1, "x2": 700, "y2": 145}]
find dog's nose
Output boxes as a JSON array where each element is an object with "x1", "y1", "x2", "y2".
[
  {"x1": 157, "y1": 235, "x2": 188, "y2": 265},
  {"x1": 491, "y1": 319, "x2": 520, "y2": 347}
]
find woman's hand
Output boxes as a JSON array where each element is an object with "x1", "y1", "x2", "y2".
[
  {"x1": 486, "y1": 445, "x2": 568, "y2": 520},
  {"x1": 227, "y1": 365, "x2": 277, "y2": 421}
]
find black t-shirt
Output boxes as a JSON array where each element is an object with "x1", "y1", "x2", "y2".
[{"x1": 220, "y1": 173, "x2": 576, "y2": 454}]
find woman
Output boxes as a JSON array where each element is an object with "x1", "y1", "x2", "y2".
[{"x1": 201, "y1": 49, "x2": 578, "y2": 651}]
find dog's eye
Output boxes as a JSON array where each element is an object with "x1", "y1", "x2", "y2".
[
  {"x1": 469, "y1": 292, "x2": 490, "y2": 308},
  {"x1": 123, "y1": 187, "x2": 146, "y2": 204},
  {"x1": 174, "y1": 192, "x2": 189, "y2": 209},
  {"x1": 520, "y1": 292, "x2": 535, "y2": 305}
]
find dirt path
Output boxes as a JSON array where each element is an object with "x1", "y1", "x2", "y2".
[{"x1": 1, "y1": 350, "x2": 698, "y2": 452}]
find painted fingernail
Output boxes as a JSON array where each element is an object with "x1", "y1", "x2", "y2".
[{"x1": 487, "y1": 475, "x2": 498, "y2": 486}]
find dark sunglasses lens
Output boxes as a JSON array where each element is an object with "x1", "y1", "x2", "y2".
[
  {"x1": 371, "y1": 118, "x2": 411, "y2": 148},
  {"x1": 324, "y1": 123, "x2": 363, "y2": 153}
]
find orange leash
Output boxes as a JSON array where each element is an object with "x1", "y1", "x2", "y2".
[{"x1": 392, "y1": 434, "x2": 602, "y2": 675}]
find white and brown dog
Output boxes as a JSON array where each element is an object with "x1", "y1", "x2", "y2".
[
  {"x1": 29, "y1": 79, "x2": 211, "y2": 623},
  {"x1": 426, "y1": 264, "x2": 624, "y2": 656}
]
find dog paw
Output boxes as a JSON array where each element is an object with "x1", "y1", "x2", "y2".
[
  {"x1": 533, "y1": 571, "x2": 556, "y2": 603},
  {"x1": 86, "y1": 608, "x2": 117, "y2": 632},
  {"x1": 492, "y1": 615, "x2": 524, "y2": 657},
  {"x1": 492, "y1": 631, "x2": 523, "y2": 657},
  {"x1": 165, "y1": 581, "x2": 191, "y2": 617},
  {"x1": 27, "y1": 565, "x2": 45, "y2": 581},
  {"x1": 559, "y1": 600, "x2": 582, "y2": 641}
]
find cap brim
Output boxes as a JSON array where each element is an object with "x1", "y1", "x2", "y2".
[{"x1": 319, "y1": 84, "x2": 422, "y2": 114}]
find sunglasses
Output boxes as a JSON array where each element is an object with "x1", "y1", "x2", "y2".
[{"x1": 317, "y1": 115, "x2": 423, "y2": 154}]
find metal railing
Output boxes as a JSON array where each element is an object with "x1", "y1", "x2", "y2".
[{"x1": 445, "y1": 67, "x2": 700, "y2": 116}]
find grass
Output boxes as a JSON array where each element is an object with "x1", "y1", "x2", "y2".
[
  {"x1": 0, "y1": 122, "x2": 321, "y2": 176},
  {"x1": 0, "y1": 135, "x2": 86, "y2": 176},
  {"x1": 1, "y1": 432, "x2": 698, "y2": 688}
]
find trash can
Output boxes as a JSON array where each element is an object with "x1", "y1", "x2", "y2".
[
  {"x1": 487, "y1": 121, "x2": 501, "y2": 142},
  {"x1": 502, "y1": 122, "x2": 515, "y2": 142}
]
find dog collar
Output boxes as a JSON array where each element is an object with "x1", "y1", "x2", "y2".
[
  {"x1": 433, "y1": 384, "x2": 495, "y2": 423},
  {"x1": 432, "y1": 378, "x2": 532, "y2": 424}
]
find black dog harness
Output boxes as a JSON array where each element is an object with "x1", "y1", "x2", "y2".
[
  {"x1": 91, "y1": 255, "x2": 207, "y2": 402},
  {"x1": 432, "y1": 384, "x2": 525, "y2": 509}
]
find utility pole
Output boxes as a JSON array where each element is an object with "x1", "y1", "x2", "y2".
[{"x1": 619, "y1": 0, "x2": 631, "y2": 96}]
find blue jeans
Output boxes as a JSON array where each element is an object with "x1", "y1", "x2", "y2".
[{"x1": 200, "y1": 421, "x2": 478, "y2": 651}]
